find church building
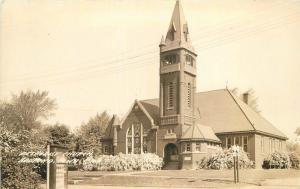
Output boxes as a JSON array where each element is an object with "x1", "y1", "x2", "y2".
[{"x1": 101, "y1": 0, "x2": 288, "y2": 169}]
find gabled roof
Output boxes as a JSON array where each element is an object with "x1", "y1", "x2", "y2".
[
  {"x1": 196, "y1": 89, "x2": 287, "y2": 139},
  {"x1": 136, "y1": 89, "x2": 287, "y2": 140},
  {"x1": 120, "y1": 100, "x2": 156, "y2": 128},
  {"x1": 103, "y1": 114, "x2": 120, "y2": 140},
  {"x1": 181, "y1": 123, "x2": 221, "y2": 142},
  {"x1": 140, "y1": 99, "x2": 160, "y2": 125}
]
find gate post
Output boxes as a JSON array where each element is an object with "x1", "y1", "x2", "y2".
[{"x1": 47, "y1": 145, "x2": 68, "y2": 189}]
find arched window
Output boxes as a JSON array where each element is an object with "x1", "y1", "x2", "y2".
[
  {"x1": 163, "y1": 54, "x2": 178, "y2": 65},
  {"x1": 126, "y1": 123, "x2": 147, "y2": 154}
]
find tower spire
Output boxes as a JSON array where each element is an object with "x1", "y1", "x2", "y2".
[{"x1": 162, "y1": 0, "x2": 194, "y2": 53}]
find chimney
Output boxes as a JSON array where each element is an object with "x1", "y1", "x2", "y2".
[{"x1": 243, "y1": 93, "x2": 249, "y2": 104}]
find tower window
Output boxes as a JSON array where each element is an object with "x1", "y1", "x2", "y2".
[
  {"x1": 163, "y1": 54, "x2": 178, "y2": 65},
  {"x1": 168, "y1": 82, "x2": 174, "y2": 109},
  {"x1": 186, "y1": 55, "x2": 194, "y2": 66},
  {"x1": 186, "y1": 143, "x2": 191, "y2": 152},
  {"x1": 187, "y1": 83, "x2": 191, "y2": 108}
]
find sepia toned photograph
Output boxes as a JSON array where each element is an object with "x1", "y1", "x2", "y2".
[{"x1": 0, "y1": 0, "x2": 300, "y2": 188}]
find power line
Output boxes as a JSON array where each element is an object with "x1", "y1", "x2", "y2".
[
  {"x1": 1, "y1": 0, "x2": 293, "y2": 82},
  {"x1": 1, "y1": 1, "x2": 299, "y2": 87}
]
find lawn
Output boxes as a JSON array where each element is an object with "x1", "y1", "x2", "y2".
[{"x1": 68, "y1": 169, "x2": 300, "y2": 188}]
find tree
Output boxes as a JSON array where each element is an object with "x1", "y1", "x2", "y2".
[
  {"x1": 43, "y1": 123, "x2": 75, "y2": 149},
  {"x1": 230, "y1": 88, "x2": 260, "y2": 113},
  {"x1": 75, "y1": 112, "x2": 111, "y2": 156},
  {"x1": 0, "y1": 90, "x2": 57, "y2": 188},
  {"x1": 0, "y1": 90, "x2": 56, "y2": 131}
]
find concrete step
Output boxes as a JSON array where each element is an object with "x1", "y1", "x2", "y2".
[
  {"x1": 68, "y1": 180, "x2": 83, "y2": 185},
  {"x1": 163, "y1": 161, "x2": 180, "y2": 170}
]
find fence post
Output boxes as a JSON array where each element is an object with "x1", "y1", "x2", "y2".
[{"x1": 233, "y1": 156, "x2": 237, "y2": 184}]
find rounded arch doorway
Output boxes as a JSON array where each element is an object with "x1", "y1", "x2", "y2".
[{"x1": 164, "y1": 143, "x2": 179, "y2": 162}]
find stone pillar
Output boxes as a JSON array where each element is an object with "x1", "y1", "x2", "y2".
[{"x1": 47, "y1": 145, "x2": 68, "y2": 189}]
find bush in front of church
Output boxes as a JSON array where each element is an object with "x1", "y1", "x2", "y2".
[
  {"x1": 83, "y1": 153, "x2": 163, "y2": 171},
  {"x1": 289, "y1": 152, "x2": 300, "y2": 169},
  {"x1": 198, "y1": 147, "x2": 254, "y2": 170},
  {"x1": 262, "y1": 151, "x2": 290, "y2": 169}
]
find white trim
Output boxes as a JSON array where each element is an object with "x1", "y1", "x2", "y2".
[{"x1": 120, "y1": 100, "x2": 155, "y2": 128}]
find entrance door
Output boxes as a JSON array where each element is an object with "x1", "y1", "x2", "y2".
[{"x1": 164, "y1": 143, "x2": 178, "y2": 162}]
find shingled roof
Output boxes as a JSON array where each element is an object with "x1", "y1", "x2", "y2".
[
  {"x1": 181, "y1": 123, "x2": 221, "y2": 142},
  {"x1": 139, "y1": 89, "x2": 287, "y2": 140}
]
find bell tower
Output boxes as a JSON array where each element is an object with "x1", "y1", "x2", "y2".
[{"x1": 159, "y1": 0, "x2": 197, "y2": 135}]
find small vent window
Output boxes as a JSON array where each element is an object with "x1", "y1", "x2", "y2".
[
  {"x1": 187, "y1": 83, "x2": 191, "y2": 108},
  {"x1": 183, "y1": 24, "x2": 189, "y2": 41},
  {"x1": 163, "y1": 54, "x2": 178, "y2": 65},
  {"x1": 168, "y1": 82, "x2": 174, "y2": 109},
  {"x1": 186, "y1": 55, "x2": 194, "y2": 66},
  {"x1": 169, "y1": 30, "x2": 174, "y2": 41}
]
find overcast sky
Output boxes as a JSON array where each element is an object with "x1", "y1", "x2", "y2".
[{"x1": 1, "y1": 0, "x2": 299, "y2": 138}]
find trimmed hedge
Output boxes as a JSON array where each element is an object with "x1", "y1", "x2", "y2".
[
  {"x1": 83, "y1": 153, "x2": 163, "y2": 171},
  {"x1": 198, "y1": 148, "x2": 254, "y2": 170}
]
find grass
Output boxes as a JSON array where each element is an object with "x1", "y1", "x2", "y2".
[{"x1": 68, "y1": 169, "x2": 300, "y2": 187}]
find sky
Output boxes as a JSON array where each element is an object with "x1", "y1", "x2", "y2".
[{"x1": 0, "y1": 0, "x2": 300, "y2": 139}]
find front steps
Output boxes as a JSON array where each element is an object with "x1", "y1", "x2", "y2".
[{"x1": 163, "y1": 161, "x2": 180, "y2": 170}]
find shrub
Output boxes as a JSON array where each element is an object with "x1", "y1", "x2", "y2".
[
  {"x1": 1, "y1": 152, "x2": 42, "y2": 189},
  {"x1": 262, "y1": 151, "x2": 290, "y2": 169},
  {"x1": 0, "y1": 128, "x2": 42, "y2": 189},
  {"x1": 83, "y1": 153, "x2": 163, "y2": 171},
  {"x1": 198, "y1": 147, "x2": 253, "y2": 170},
  {"x1": 289, "y1": 152, "x2": 300, "y2": 169}
]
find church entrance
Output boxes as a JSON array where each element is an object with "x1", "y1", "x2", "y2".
[{"x1": 163, "y1": 143, "x2": 179, "y2": 170}]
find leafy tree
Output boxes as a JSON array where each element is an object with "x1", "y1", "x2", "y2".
[
  {"x1": 231, "y1": 88, "x2": 260, "y2": 113},
  {"x1": 75, "y1": 112, "x2": 111, "y2": 156},
  {"x1": 0, "y1": 90, "x2": 56, "y2": 131},
  {"x1": 0, "y1": 90, "x2": 57, "y2": 188},
  {"x1": 43, "y1": 123, "x2": 75, "y2": 148}
]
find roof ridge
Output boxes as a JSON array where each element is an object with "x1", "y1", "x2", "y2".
[
  {"x1": 196, "y1": 88, "x2": 227, "y2": 94},
  {"x1": 227, "y1": 90, "x2": 287, "y2": 139},
  {"x1": 195, "y1": 123, "x2": 206, "y2": 140},
  {"x1": 139, "y1": 89, "x2": 229, "y2": 102},
  {"x1": 140, "y1": 98, "x2": 158, "y2": 102},
  {"x1": 226, "y1": 89, "x2": 256, "y2": 131}
]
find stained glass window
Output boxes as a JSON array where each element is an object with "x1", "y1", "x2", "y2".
[{"x1": 127, "y1": 123, "x2": 147, "y2": 154}]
